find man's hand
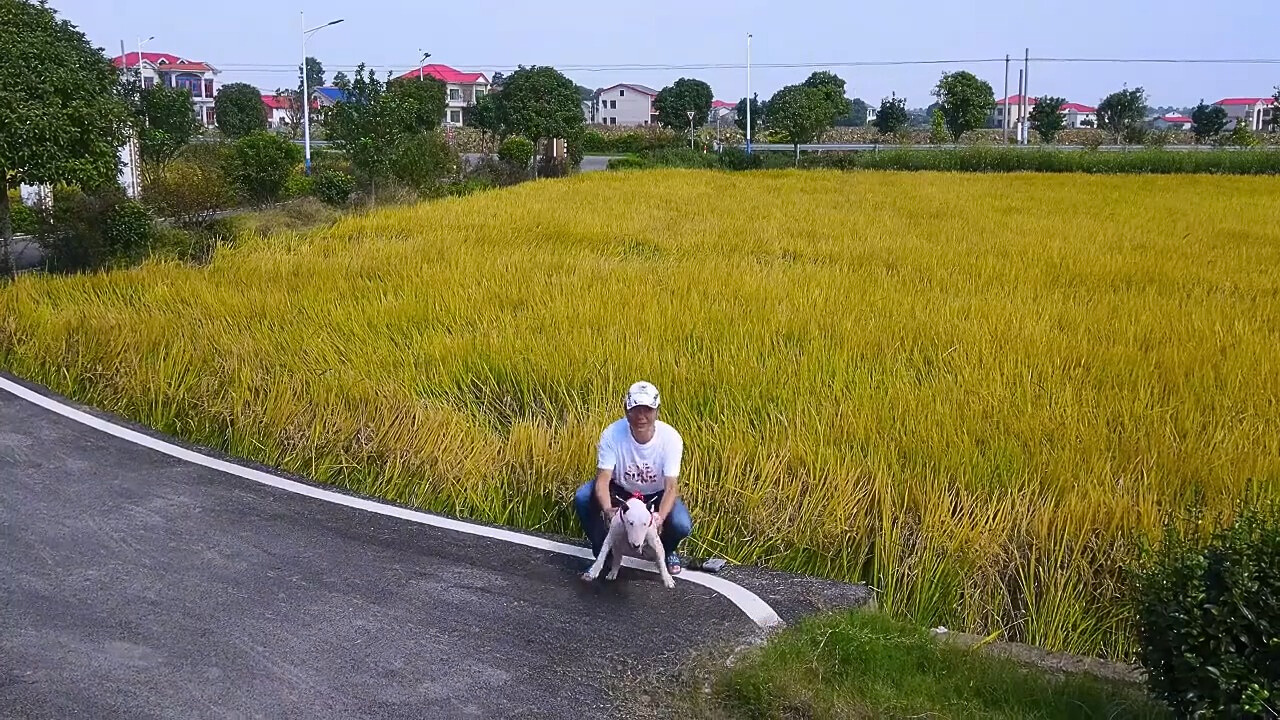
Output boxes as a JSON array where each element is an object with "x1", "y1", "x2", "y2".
[{"x1": 653, "y1": 510, "x2": 666, "y2": 528}]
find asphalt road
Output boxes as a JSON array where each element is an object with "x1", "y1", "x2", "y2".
[{"x1": 0, "y1": 378, "x2": 762, "y2": 719}]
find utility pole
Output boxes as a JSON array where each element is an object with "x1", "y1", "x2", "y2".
[
  {"x1": 1017, "y1": 69, "x2": 1025, "y2": 144},
  {"x1": 745, "y1": 32, "x2": 752, "y2": 154},
  {"x1": 1022, "y1": 48, "x2": 1030, "y2": 145},
  {"x1": 1002, "y1": 54, "x2": 1010, "y2": 143}
]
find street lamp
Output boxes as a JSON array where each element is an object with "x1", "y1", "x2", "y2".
[
  {"x1": 418, "y1": 49, "x2": 431, "y2": 80},
  {"x1": 136, "y1": 35, "x2": 154, "y2": 82},
  {"x1": 687, "y1": 110, "x2": 695, "y2": 150},
  {"x1": 745, "y1": 32, "x2": 752, "y2": 154},
  {"x1": 302, "y1": 13, "x2": 344, "y2": 175}
]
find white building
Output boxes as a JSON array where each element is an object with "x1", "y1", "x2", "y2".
[
  {"x1": 1151, "y1": 112, "x2": 1193, "y2": 130},
  {"x1": 993, "y1": 96, "x2": 1097, "y2": 129},
  {"x1": 1213, "y1": 97, "x2": 1276, "y2": 131},
  {"x1": 595, "y1": 83, "x2": 659, "y2": 126},
  {"x1": 396, "y1": 64, "x2": 490, "y2": 126},
  {"x1": 112, "y1": 52, "x2": 220, "y2": 128}
]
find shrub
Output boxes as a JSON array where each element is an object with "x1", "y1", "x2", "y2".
[
  {"x1": 497, "y1": 136, "x2": 535, "y2": 169},
  {"x1": 1130, "y1": 503, "x2": 1280, "y2": 719},
  {"x1": 222, "y1": 131, "x2": 303, "y2": 205},
  {"x1": 606, "y1": 155, "x2": 646, "y2": 170},
  {"x1": 281, "y1": 171, "x2": 314, "y2": 200},
  {"x1": 390, "y1": 130, "x2": 460, "y2": 193},
  {"x1": 313, "y1": 171, "x2": 355, "y2": 207},
  {"x1": 8, "y1": 191, "x2": 41, "y2": 235},
  {"x1": 39, "y1": 186, "x2": 154, "y2": 272},
  {"x1": 141, "y1": 160, "x2": 235, "y2": 226}
]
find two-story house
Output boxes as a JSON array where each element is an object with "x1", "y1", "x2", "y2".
[
  {"x1": 1213, "y1": 97, "x2": 1276, "y2": 131},
  {"x1": 596, "y1": 84, "x2": 659, "y2": 126},
  {"x1": 112, "y1": 52, "x2": 220, "y2": 127},
  {"x1": 992, "y1": 95, "x2": 1097, "y2": 129},
  {"x1": 396, "y1": 64, "x2": 489, "y2": 126}
]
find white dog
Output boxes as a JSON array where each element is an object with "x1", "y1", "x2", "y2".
[{"x1": 581, "y1": 497, "x2": 675, "y2": 588}]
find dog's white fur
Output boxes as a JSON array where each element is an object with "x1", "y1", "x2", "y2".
[{"x1": 581, "y1": 497, "x2": 675, "y2": 588}]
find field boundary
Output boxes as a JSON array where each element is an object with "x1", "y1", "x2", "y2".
[{"x1": 0, "y1": 374, "x2": 785, "y2": 631}]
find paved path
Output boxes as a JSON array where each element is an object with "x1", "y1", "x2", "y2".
[{"x1": 0, "y1": 377, "x2": 766, "y2": 719}]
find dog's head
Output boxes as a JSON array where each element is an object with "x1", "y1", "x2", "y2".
[{"x1": 618, "y1": 497, "x2": 654, "y2": 550}]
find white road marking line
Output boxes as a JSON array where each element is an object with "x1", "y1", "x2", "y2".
[{"x1": 0, "y1": 376, "x2": 784, "y2": 629}]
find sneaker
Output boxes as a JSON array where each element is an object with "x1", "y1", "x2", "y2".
[{"x1": 666, "y1": 552, "x2": 682, "y2": 575}]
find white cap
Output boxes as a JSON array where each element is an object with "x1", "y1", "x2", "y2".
[{"x1": 625, "y1": 381, "x2": 661, "y2": 410}]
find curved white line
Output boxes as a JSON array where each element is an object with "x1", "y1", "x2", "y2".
[{"x1": 0, "y1": 376, "x2": 784, "y2": 630}]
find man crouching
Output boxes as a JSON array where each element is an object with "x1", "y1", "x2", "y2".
[{"x1": 574, "y1": 380, "x2": 692, "y2": 578}]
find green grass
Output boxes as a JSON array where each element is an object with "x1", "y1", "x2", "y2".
[{"x1": 688, "y1": 610, "x2": 1168, "y2": 720}]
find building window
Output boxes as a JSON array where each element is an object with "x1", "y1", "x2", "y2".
[
  {"x1": 204, "y1": 79, "x2": 214, "y2": 98},
  {"x1": 449, "y1": 109, "x2": 462, "y2": 124},
  {"x1": 619, "y1": 89, "x2": 625, "y2": 96},
  {"x1": 142, "y1": 76, "x2": 154, "y2": 89},
  {"x1": 475, "y1": 88, "x2": 485, "y2": 97},
  {"x1": 609, "y1": 117, "x2": 616, "y2": 125},
  {"x1": 175, "y1": 74, "x2": 202, "y2": 97},
  {"x1": 449, "y1": 88, "x2": 461, "y2": 101},
  {"x1": 206, "y1": 107, "x2": 215, "y2": 126},
  {"x1": 610, "y1": 100, "x2": 617, "y2": 109}
]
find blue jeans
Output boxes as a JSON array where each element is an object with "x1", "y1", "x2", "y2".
[{"x1": 573, "y1": 480, "x2": 692, "y2": 558}]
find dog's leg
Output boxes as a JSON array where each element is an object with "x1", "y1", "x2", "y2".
[
  {"x1": 581, "y1": 522, "x2": 616, "y2": 582},
  {"x1": 649, "y1": 531, "x2": 674, "y2": 588},
  {"x1": 605, "y1": 541, "x2": 623, "y2": 581}
]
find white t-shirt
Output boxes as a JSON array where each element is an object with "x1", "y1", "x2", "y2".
[{"x1": 596, "y1": 418, "x2": 683, "y2": 495}]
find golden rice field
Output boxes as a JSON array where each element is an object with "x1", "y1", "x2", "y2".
[{"x1": 3, "y1": 169, "x2": 1279, "y2": 658}]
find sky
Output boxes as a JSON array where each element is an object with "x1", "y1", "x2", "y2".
[{"x1": 54, "y1": 0, "x2": 1279, "y2": 110}]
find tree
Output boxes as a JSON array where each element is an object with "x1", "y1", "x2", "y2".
[
  {"x1": 222, "y1": 131, "x2": 302, "y2": 204},
  {"x1": 332, "y1": 70, "x2": 348, "y2": 87},
  {"x1": 214, "y1": 82, "x2": 267, "y2": 139},
  {"x1": 491, "y1": 65, "x2": 583, "y2": 176},
  {"x1": 835, "y1": 97, "x2": 870, "y2": 127},
  {"x1": 1222, "y1": 118, "x2": 1259, "y2": 147},
  {"x1": 469, "y1": 91, "x2": 507, "y2": 146},
  {"x1": 385, "y1": 76, "x2": 447, "y2": 134},
  {"x1": 327, "y1": 64, "x2": 401, "y2": 196},
  {"x1": 1191, "y1": 100, "x2": 1229, "y2": 143},
  {"x1": 133, "y1": 84, "x2": 203, "y2": 177},
  {"x1": 1097, "y1": 87, "x2": 1148, "y2": 142},
  {"x1": 273, "y1": 88, "x2": 304, "y2": 138},
  {"x1": 802, "y1": 71, "x2": 854, "y2": 123},
  {"x1": 932, "y1": 71, "x2": 996, "y2": 141},
  {"x1": 874, "y1": 95, "x2": 910, "y2": 135},
  {"x1": 767, "y1": 84, "x2": 828, "y2": 164},
  {"x1": 1, "y1": 0, "x2": 131, "y2": 276},
  {"x1": 1271, "y1": 87, "x2": 1280, "y2": 131},
  {"x1": 734, "y1": 94, "x2": 765, "y2": 136},
  {"x1": 1028, "y1": 96, "x2": 1067, "y2": 143},
  {"x1": 929, "y1": 108, "x2": 948, "y2": 144},
  {"x1": 300, "y1": 56, "x2": 325, "y2": 95},
  {"x1": 654, "y1": 77, "x2": 713, "y2": 130}
]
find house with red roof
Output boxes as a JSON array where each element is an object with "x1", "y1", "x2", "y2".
[
  {"x1": 1212, "y1": 97, "x2": 1276, "y2": 131},
  {"x1": 1151, "y1": 112, "x2": 1193, "y2": 130},
  {"x1": 709, "y1": 99, "x2": 738, "y2": 124},
  {"x1": 113, "y1": 52, "x2": 220, "y2": 127},
  {"x1": 993, "y1": 95, "x2": 1097, "y2": 129},
  {"x1": 595, "y1": 84, "x2": 660, "y2": 126},
  {"x1": 395, "y1": 64, "x2": 490, "y2": 126}
]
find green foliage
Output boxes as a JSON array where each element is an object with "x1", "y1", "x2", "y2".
[
  {"x1": 798, "y1": 147, "x2": 1280, "y2": 174},
  {"x1": 1223, "y1": 120, "x2": 1260, "y2": 147},
  {"x1": 327, "y1": 64, "x2": 406, "y2": 188},
  {"x1": 606, "y1": 155, "x2": 646, "y2": 170},
  {"x1": 468, "y1": 91, "x2": 506, "y2": 140},
  {"x1": 312, "y1": 170, "x2": 355, "y2": 206},
  {"x1": 1098, "y1": 87, "x2": 1149, "y2": 142},
  {"x1": 493, "y1": 65, "x2": 584, "y2": 153},
  {"x1": 767, "y1": 85, "x2": 831, "y2": 155},
  {"x1": 385, "y1": 76, "x2": 448, "y2": 134},
  {"x1": 300, "y1": 56, "x2": 324, "y2": 94},
  {"x1": 497, "y1": 136, "x2": 535, "y2": 169},
  {"x1": 835, "y1": 97, "x2": 870, "y2": 127},
  {"x1": 932, "y1": 71, "x2": 996, "y2": 141},
  {"x1": 133, "y1": 84, "x2": 205, "y2": 174},
  {"x1": 141, "y1": 159, "x2": 234, "y2": 225},
  {"x1": 1029, "y1": 96, "x2": 1068, "y2": 144},
  {"x1": 654, "y1": 77, "x2": 714, "y2": 130},
  {"x1": 222, "y1": 131, "x2": 303, "y2": 204},
  {"x1": 1130, "y1": 504, "x2": 1280, "y2": 719},
  {"x1": 39, "y1": 185, "x2": 154, "y2": 272},
  {"x1": 281, "y1": 171, "x2": 313, "y2": 200},
  {"x1": 801, "y1": 70, "x2": 854, "y2": 122},
  {"x1": 579, "y1": 128, "x2": 680, "y2": 154},
  {"x1": 8, "y1": 192, "x2": 39, "y2": 234},
  {"x1": 929, "y1": 108, "x2": 949, "y2": 144},
  {"x1": 734, "y1": 94, "x2": 766, "y2": 137},
  {"x1": 389, "y1": 130, "x2": 460, "y2": 192},
  {"x1": 697, "y1": 609, "x2": 1166, "y2": 720},
  {"x1": 214, "y1": 82, "x2": 268, "y2": 139},
  {"x1": 874, "y1": 95, "x2": 910, "y2": 135},
  {"x1": 1192, "y1": 101, "x2": 1230, "y2": 143}
]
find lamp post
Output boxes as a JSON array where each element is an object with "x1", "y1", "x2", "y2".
[
  {"x1": 135, "y1": 35, "x2": 154, "y2": 83},
  {"x1": 418, "y1": 49, "x2": 431, "y2": 80},
  {"x1": 302, "y1": 12, "x2": 343, "y2": 175},
  {"x1": 687, "y1": 110, "x2": 695, "y2": 150},
  {"x1": 745, "y1": 32, "x2": 752, "y2": 154}
]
